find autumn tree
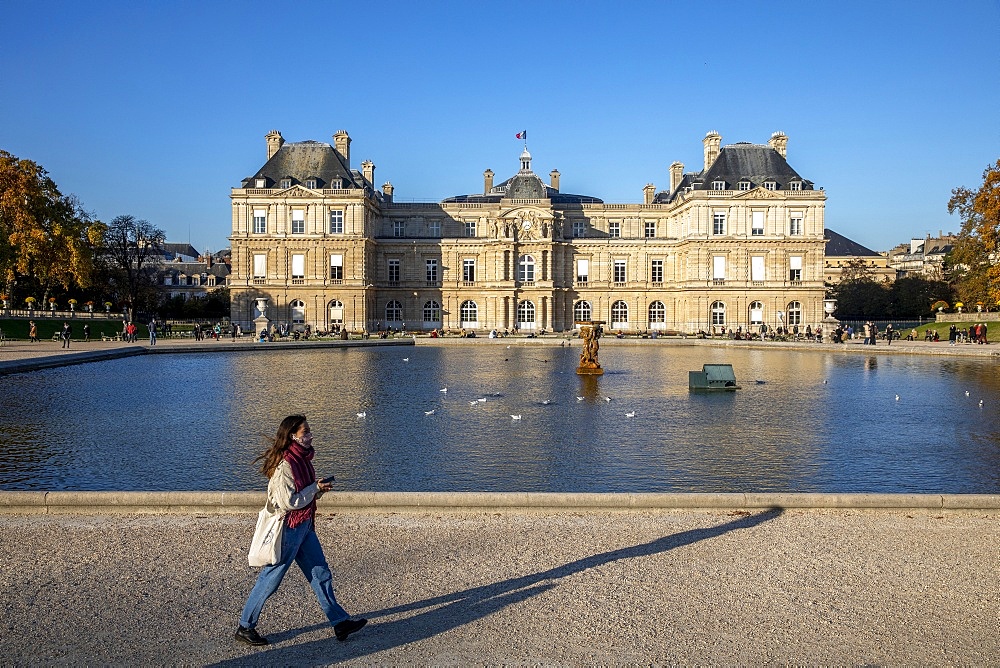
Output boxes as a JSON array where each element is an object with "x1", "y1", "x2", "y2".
[
  {"x1": 948, "y1": 159, "x2": 1000, "y2": 308},
  {"x1": 96, "y1": 214, "x2": 166, "y2": 316},
  {"x1": 0, "y1": 150, "x2": 102, "y2": 303}
]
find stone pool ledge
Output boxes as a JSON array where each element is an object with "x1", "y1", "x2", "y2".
[{"x1": 2, "y1": 491, "x2": 998, "y2": 514}]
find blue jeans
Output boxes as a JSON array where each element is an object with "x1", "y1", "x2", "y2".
[{"x1": 239, "y1": 519, "x2": 349, "y2": 629}]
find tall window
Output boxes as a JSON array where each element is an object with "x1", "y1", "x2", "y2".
[
  {"x1": 790, "y1": 181, "x2": 802, "y2": 191},
  {"x1": 329, "y1": 300, "x2": 343, "y2": 326},
  {"x1": 425, "y1": 259, "x2": 438, "y2": 283},
  {"x1": 613, "y1": 259, "x2": 626, "y2": 284},
  {"x1": 651, "y1": 259, "x2": 663, "y2": 284},
  {"x1": 749, "y1": 301, "x2": 764, "y2": 325},
  {"x1": 648, "y1": 301, "x2": 665, "y2": 328},
  {"x1": 609, "y1": 221, "x2": 621, "y2": 238},
  {"x1": 789, "y1": 256, "x2": 802, "y2": 282},
  {"x1": 751, "y1": 256, "x2": 765, "y2": 282},
  {"x1": 330, "y1": 254, "x2": 343, "y2": 281},
  {"x1": 252, "y1": 254, "x2": 267, "y2": 279},
  {"x1": 576, "y1": 258, "x2": 589, "y2": 284},
  {"x1": 713, "y1": 213, "x2": 726, "y2": 235},
  {"x1": 291, "y1": 254, "x2": 305, "y2": 279},
  {"x1": 429, "y1": 220, "x2": 441, "y2": 237},
  {"x1": 464, "y1": 220, "x2": 476, "y2": 237},
  {"x1": 423, "y1": 300, "x2": 441, "y2": 323},
  {"x1": 253, "y1": 210, "x2": 267, "y2": 234},
  {"x1": 763, "y1": 181, "x2": 776, "y2": 191},
  {"x1": 611, "y1": 300, "x2": 629, "y2": 328},
  {"x1": 573, "y1": 220, "x2": 586, "y2": 238},
  {"x1": 574, "y1": 301, "x2": 592, "y2": 322},
  {"x1": 460, "y1": 300, "x2": 478, "y2": 326},
  {"x1": 290, "y1": 299, "x2": 305, "y2": 324},
  {"x1": 789, "y1": 215, "x2": 803, "y2": 236},
  {"x1": 712, "y1": 256, "x2": 726, "y2": 283},
  {"x1": 463, "y1": 258, "x2": 476, "y2": 283},
  {"x1": 329, "y1": 210, "x2": 344, "y2": 234},
  {"x1": 393, "y1": 221, "x2": 405, "y2": 237},
  {"x1": 712, "y1": 180, "x2": 726, "y2": 190},
  {"x1": 291, "y1": 210, "x2": 305, "y2": 234},
  {"x1": 751, "y1": 211, "x2": 764, "y2": 236},
  {"x1": 739, "y1": 181, "x2": 751, "y2": 191},
  {"x1": 787, "y1": 301, "x2": 802, "y2": 326},
  {"x1": 644, "y1": 221, "x2": 656, "y2": 238},
  {"x1": 518, "y1": 255, "x2": 535, "y2": 282},
  {"x1": 711, "y1": 301, "x2": 726, "y2": 326},
  {"x1": 280, "y1": 178, "x2": 292, "y2": 189},
  {"x1": 387, "y1": 259, "x2": 400, "y2": 283},
  {"x1": 517, "y1": 300, "x2": 536, "y2": 329},
  {"x1": 385, "y1": 300, "x2": 403, "y2": 322}
]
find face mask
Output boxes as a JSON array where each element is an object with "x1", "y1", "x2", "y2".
[{"x1": 293, "y1": 433, "x2": 313, "y2": 448}]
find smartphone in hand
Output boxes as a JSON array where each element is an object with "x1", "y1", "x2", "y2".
[{"x1": 319, "y1": 475, "x2": 335, "y2": 484}]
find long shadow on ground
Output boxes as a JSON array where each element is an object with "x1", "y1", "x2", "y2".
[{"x1": 211, "y1": 508, "x2": 783, "y2": 666}]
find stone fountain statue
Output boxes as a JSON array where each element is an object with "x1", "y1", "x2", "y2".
[{"x1": 576, "y1": 321, "x2": 605, "y2": 375}]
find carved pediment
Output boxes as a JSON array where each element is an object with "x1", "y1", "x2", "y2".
[
  {"x1": 734, "y1": 187, "x2": 782, "y2": 200},
  {"x1": 277, "y1": 184, "x2": 321, "y2": 197},
  {"x1": 494, "y1": 207, "x2": 556, "y2": 241}
]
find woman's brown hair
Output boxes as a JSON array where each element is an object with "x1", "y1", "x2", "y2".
[{"x1": 253, "y1": 414, "x2": 307, "y2": 478}]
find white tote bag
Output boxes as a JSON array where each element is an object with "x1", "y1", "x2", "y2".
[{"x1": 248, "y1": 496, "x2": 285, "y2": 567}]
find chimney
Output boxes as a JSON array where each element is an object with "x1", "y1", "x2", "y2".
[
  {"x1": 643, "y1": 183, "x2": 656, "y2": 205},
  {"x1": 382, "y1": 181, "x2": 394, "y2": 203},
  {"x1": 361, "y1": 160, "x2": 375, "y2": 186},
  {"x1": 333, "y1": 130, "x2": 351, "y2": 166},
  {"x1": 768, "y1": 131, "x2": 788, "y2": 159},
  {"x1": 670, "y1": 161, "x2": 684, "y2": 193},
  {"x1": 265, "y1": 130, "x2": 284, "y2": 160},
  {"x1": 483, "y1": 169, "x2": 494, "y2": 194},
  {"x1": 549, "y1": 169, "x2": 561, "y2": 192},
  {"x1": 703, "y1": 131, "x2": 721, "y2": 171}
]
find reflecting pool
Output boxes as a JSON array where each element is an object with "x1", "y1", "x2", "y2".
[{"x1": 0, "y1": 344, "x2": 998, "y2": 493}]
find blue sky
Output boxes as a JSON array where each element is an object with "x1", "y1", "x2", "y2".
[{"x1": 2, "y1": 0, "x2": 998, "y2": 255}]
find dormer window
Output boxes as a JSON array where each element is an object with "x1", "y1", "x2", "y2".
[
  {"x1": 255, "y1": 179, "x2": 266, "y2": 188},
  {"x1": 331, "y1": 179, "x2": 342, "y2": 189},
  {"x1": 306, "y1": 179, "x2": 317, "y2": 189},
  {"x1": 712, "y1": 180, "x2": 726, "y2": 190},
  {"x1": 280, "y1": 178, "x2": 292, "y2": 189},
  {"x1": 739, "y1": 181, "x2": 751, "y2": 191},
  {"x1": 763, "y1": 181, "x2": 776, "y2": 191},
  {"x1": 789, "y1": 181, "x2": 802, "y2": 191}
]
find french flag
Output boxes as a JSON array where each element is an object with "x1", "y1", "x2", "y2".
[{"x1": 515, "y1": 130, "x2": 527, "y2": 140}]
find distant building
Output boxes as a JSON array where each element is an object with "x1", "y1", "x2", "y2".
[
  {"x1": 887, "y1": 232, "x2": 956, "y2": 278},
  {"x1": 230, "y1": 129, "x2": 827, "y2": 334},
  {"x1": 823, "y1": 229, "x2": 895, "y2": 284},
  {"x1": 159, "y1": 246, "x2": 231, "y2": 300}
]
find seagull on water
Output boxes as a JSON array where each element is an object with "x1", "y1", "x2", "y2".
[
  {"x1": 542, "y1": 400, "x2": 552, "y2": 405},
  {"x1": 604, "y1": 396, "x2": 612, "y2": 403},
  {"x1": 625, "y1": 411, "x2": 635, "y2": 418},
  {"x1": 477, "y1": 397, "x2": 487, "y2": 403},
  {"x1": 966, "y1": 390, "x2": 970, "y2": 397},
  {"x1": 356, "y1": 411, "x2": 367, "y2": 418},
  {"x1": 576, "y1": 396, "x2": 585, "y2": 401},
  {"x1": 440, "y1": 387, "x2": 448, "y2": 393},
  {"x1": 402, "y1": 358, "x2": 409, "y2": 362},
  {"x1": 510, "y1": 414, "x2": 522, "y2": 420},
  {"x1": 424, "y1": 409, "x2": 436, "y2": 415},
  {"x1": 979, "y1": 400, "x2": 984, "y2": 408},
  {"x1": 895, "y1": 395, "x2": 900, "y2": 401}
]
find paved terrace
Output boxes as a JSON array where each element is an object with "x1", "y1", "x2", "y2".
[{"x1": 0, "y1": 335, "x2": 997, "y2": 664}]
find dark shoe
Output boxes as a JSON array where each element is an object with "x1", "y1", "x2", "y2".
[
  {"x1": 334, "y1": 618, "x2": 367, "y2": 642},
  {"x1": 235, "y1": 625, "x2": 269, "y2": 646}
]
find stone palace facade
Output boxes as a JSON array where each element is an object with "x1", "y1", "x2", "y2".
[{"x1": 229, "y1": 129, "x2": 827, "y2": 334}]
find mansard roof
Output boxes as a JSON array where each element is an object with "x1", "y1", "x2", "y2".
[
  {"x1": 241, "y1": 141, "x2": 368, "y2": 190},
  {"x1": 824, "y1": 229, "x2": 881, "y2": 257},
  {"x1": 443, "y1": 158, "x2": 602, "y2": 204},
  {"x1": 655, "y1": 141, "x2": 814, "y2": 203}
]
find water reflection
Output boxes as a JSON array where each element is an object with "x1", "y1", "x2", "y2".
[{"x1": 0, "y1": 345, "x2": 998, "y2": 493}]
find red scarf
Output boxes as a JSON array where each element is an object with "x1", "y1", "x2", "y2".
[{"x1": 284, "y1": 441, "x2": 316, "y2": 528}]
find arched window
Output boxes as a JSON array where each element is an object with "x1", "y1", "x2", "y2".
[
  {"x1": 574, "y1": 300, "x2": 592, "y2": 323},
  {"x1": 710, "y1": 301, "x2": 726, "y2": 326},
  {"x1": 749, "y1": 301, "x2": 764, "y2": 325},
  {"x1": 385, "y1": 300, "x2": 403, "y2": 323},
  {"x1": 460, "y1": 300, "x2": 478, "y2": 327},
  {"x1": 611, "y1": 300, "x2": 629, "y2": 329},
  {"x1": 786, "y1": 301, "x2": 802, "y2": 326},
  {"x1": 328, "y1": 300, "x2": 344, "y2": 327},
  {"x1": 423, "y1": 300, "x2": 441, "y2": 324},
  {"x1": 290, "y1": 299, "x2": 305, "y2": 324},
  {"x1": 518, "y1": 254, "x2": 535, "y2": 283},
  {"x1": 648, "y1": 301, "x2": 665, "y2": 329},
  {"x1": 517, "y1": 300, "x2": 536, "y2": 329}
]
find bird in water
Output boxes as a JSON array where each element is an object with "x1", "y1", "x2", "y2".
[
  {"x1": 440, "y1": 387, "x2": 448, "y2": 393},
  {"x1": 895, "y1": 395, "x2": 900, "y2": 401},
  {"x1": 510, "y1": 414, "x2": 522, "y2": 420},
  {"x1": 424, "y1": 410, "x2": 435, "y2": 415},
  {"x1": 576, "y1": 396, "x2": 584, "y2": 401},
  {"x1": 356, "y1": 411, "x2": 367, "y2": 418},
  {"x1": 625, "y1": 411, "x2": 635, "y2": 418}
]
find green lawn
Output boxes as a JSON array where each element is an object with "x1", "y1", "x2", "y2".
[{"x1": 0, "y1": 318, "x2": 120, "y2": 340}]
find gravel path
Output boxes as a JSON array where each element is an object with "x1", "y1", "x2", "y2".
[{"x1": 1, "y1": 509, "x2": 997, "y2": 665}]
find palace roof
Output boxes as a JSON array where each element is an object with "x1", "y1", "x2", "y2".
[{"x1": 241, "y1": 141, "x2": 369, "y2": 191}]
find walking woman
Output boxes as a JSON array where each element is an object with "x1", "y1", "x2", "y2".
[{"x1": 236, "y1": 415, "x2": 367, "y2": 646}]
